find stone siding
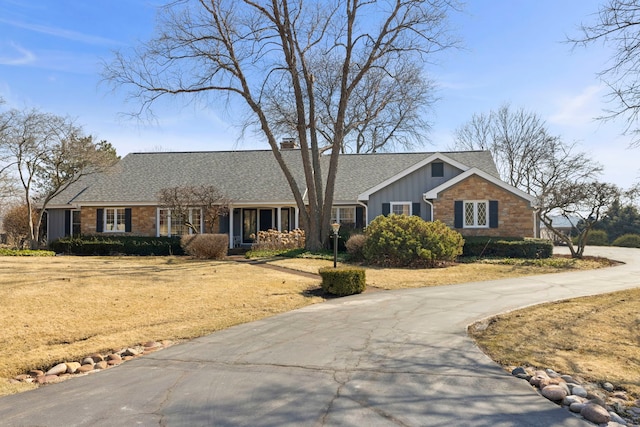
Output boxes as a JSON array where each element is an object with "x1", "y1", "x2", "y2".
[{"x1": 432, "y1": 175, "x2": 535, "y2": 237}]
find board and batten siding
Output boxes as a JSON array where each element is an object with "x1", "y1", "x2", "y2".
[
  {"x1": 367, "y1": 162, "x2": 463, "y2": 222},
  {"x1": 46, "y1": 209, "x2": 68, "y2": 243}
]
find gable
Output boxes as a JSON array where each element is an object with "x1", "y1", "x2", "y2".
[
  {"x1": 423, "y1": 168, "x2": 537, "y2": 207},
  {"x1": 357, "y1": 152, "x2": 498, "y2": 201}
]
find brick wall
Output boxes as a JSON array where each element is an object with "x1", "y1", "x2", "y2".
[{"x1": 432, "y1": 175, "x2": 536, "y2": 237}]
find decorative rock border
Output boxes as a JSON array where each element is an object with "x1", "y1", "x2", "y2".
[
  {"x1": 511, "y1": 366, "x2": 640, "y2": 426},
  {"x1": 9, "y1": 340, "x2": 175, "y2": 387}
]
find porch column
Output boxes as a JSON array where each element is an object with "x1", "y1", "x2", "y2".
[
  {"x1": 277, "y1": 207, "x2": 282, "y2": 231},
  {"x1": 294, "y1": 207, "x2": 299, "y2": 229},
  {"x1": 228, "y1": 204, "x2": 234, "y2": 249}
]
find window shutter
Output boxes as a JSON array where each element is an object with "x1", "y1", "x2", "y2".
[
  {"x1": 124, "y1": 208, "x2": 132, "y2": 232},
  {"x1": 489, "y1": 201, "x2": 499, "y2": 228},
  {"x1": 454, "y1": 201, "x2": 463, "y2": 228},
  {"x1": 355, "y1": 206, "x2": 364, "y2": 228},
  {"x1": 96, "y1": 209, "x2": 104, "y2": 233},
  {"x1": 219, "y1": 215, "x2": 230, "y2": 233},
  {"x1": 382, "y1": 203, "x2": 390, "y2": 216},
  {"x1": 64, "y1": 210, "x2": 71, "y2": 236},
  {"x1": 412, "y1": 202, "x2": 421, "y2": 217}
]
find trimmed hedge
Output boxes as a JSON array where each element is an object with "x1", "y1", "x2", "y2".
[
  {"x1": 0, "y1": 248, "x2": 55, "y2": 256},
  {"x1": 462, "y1": 237, "x2": 553, "y2": 259},
  {"x1": 319, "y1": 266, "x2": 366, "y2": 296},
  {"x1": 49, "y1": 235, "x2": 184, "y2": 256},
  {"x1": 612, "y1": 233, "x2": 640, "y2": 248}
]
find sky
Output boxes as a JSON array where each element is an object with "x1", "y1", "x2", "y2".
[{"x1": 0, "y1": 0, "x2": 638, "y2": 189}]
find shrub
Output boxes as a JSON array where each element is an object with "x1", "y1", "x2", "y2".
[
  {"x1": 50, "y1": 235, "x2": 184, "y2": 256},
  {"x1": 582, "y1": 229, "x2": 609, "y2": 246},
  {"x1": 252, "y1": 229, "x2": 305, "y2": 251},
  {"x1": 363, "y1": 216, "x2": 464, "y2": 268},
  {"x1": 611, "y1": 233, "x2": 640, "y2": 248},
  {"x1": 0, "y1": 248, "x2": 55, "y2": 256},
  {"x1": 2, "y1": 204, "x2": 37, "y2": 249},
  {"x1": 181, "y1": 234, "x2": 229, "y2": 259},
  {"x1": 462, "y1": 237, "x2": 553, "y2": 259},
  {"x1": 345, "y1": 233, "x2": 367, "y2": 261},
  {"x1": 319, "y1": 266, "x2": 366, "y2": 296}
]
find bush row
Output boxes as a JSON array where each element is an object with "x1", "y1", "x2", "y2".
[
  {"x1": 49, "y1": 236, "x2": 184, "y2": 256},
  {"x1": 462, "y1": 237, "x2": 553, "y2": 259},
  {"x1": 0, "y1": 248, "x2": 55, "y2": 256}
]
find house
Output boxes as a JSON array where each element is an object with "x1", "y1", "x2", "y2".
[{"x1": 45, "y1": 148, "x2": 539, "y2": 247}]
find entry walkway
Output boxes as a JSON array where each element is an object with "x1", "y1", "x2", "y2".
[{"x1": 0, "y1": 247, "x2": 638, "y2": 426}]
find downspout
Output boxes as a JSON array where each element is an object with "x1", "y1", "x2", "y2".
[{"x1": 422, "y1": 193, "x2": 434, "y2": 222}]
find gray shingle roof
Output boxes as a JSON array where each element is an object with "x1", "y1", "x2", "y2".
[{"x1": 49, "y1": 149, "x2": 499, "y2": 206}]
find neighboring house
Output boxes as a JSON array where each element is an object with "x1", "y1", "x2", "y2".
[
  {"x1": 540, "y1": 215, "x2": 580, "y2": 244},
  {"x1": 45, "y1": 147, "x2": 539, "y2": 247}
]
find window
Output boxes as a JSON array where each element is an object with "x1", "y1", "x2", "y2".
[
  {"x1": 390, "y1": 202, "x2": 411, "y2": 216},
  {"x1": 431, "y1": 162, "x2": 444, "y2": 177},
  {"x1": 331, "y1": 206, "x2": 356, "y2": 225},
  {"x1": 158, "y1": 208, "x2": 202, "y2": 236},
  {"x1": 105, "y1": 208, "x2": 126, "y2": 232},
  {"x1": 463, "y1": 201, "x2": 488, "y2": 228}
]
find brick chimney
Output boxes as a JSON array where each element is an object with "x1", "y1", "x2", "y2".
[{"x1": 280, "y1": 138, "x2": 298, "y2": 150}]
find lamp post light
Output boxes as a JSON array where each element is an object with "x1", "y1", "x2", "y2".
[{"x1": 331, "y1": 222, "x2": 341, "y2": 268}]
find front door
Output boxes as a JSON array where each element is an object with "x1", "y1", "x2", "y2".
[{"x1": 242, "y1": 209, "x2": 257, "y2": 244}]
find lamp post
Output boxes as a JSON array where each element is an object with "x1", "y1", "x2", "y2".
[{"x1": 331, "y1": 222, "x2": 340, "y2": 268}]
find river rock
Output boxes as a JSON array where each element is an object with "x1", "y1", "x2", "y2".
[
  {"x1": 563, "y1": 395, "x2": 585, "y2": 406},
  {"x1": 581, "y1": 403, "x2": 611, "y2": 424},
  {"x1": 541, "y1": 384, "x2": 568, "y2": 401},
  {"x1": 81, "y1": 357, "x2": 94, "y2": 365},
  {"x1": 45, "y1": 363, "x2": 68, "y2": 376},
  {"x1": 65, "y1": 362, "x2": 81, "y2": 374},
  {"x1": 76, "y1": 364, "x2": 94, "y2": 373},
  {"x1": 570, "y1": 385, "x2": 588, "y2": 398},
  {"x1": 602, "y1": 382, "x2": 615, "y2": 392},
  {"x1": 569, "y1": 402, "x2": 585, "y2": 413},
  {"x1": 94, "y1": 361, "x2": 108, "y2": 370}
]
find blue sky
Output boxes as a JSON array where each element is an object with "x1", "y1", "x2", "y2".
[{"x1": 0, "y1": 0, "x2": 638, "y2": 189}]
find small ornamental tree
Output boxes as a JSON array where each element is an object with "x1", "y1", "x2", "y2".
[{"x1": 363, "y1": 215, "x2": 464, "y2": 268}]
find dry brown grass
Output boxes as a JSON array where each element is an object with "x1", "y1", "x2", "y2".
[
  {"x1": 469, "y1": 288, "x2": 640, "y2": 400},
  {"x1": 0, "y1": 256, "x2": 322, "y2": 396},
  {"x1": 268, "y1": 256, "x2": 610, "y2": 290}
]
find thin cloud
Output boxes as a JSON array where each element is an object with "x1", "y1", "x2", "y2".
[
  {"x1": 549, "y1": 85, "x2": 603, "y2": 127},
  {"x1": 0, "y1": 18, "x2": 120, "y2": 46},
  {"x1": 0, "y1": 41, "x2": 35, "y2": 65}
]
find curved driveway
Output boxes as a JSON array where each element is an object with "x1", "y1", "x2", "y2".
[{"x1": 0, "y1": 247, "x2": 638, "y2": 426}]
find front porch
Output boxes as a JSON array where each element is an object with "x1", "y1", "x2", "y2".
[{"x1": 225, "y1": 205, "x2": 300, "y2": 249}]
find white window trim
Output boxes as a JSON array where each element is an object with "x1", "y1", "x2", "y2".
[
  {"x1": 390, "y1": 201, "x2": 412, "y2": 216},
  {"x1": 104, "y1": 208, "x2": 126, "y2": 233},
  {"x1": 157, "y1": 208, "x2": 203, "y2": 237},
  {"x1": 331, "y1": 206, "x2": 357, "y2": 224},
  {"x1": 463, "y1": 200, "x2": 489, "y2": 228}
]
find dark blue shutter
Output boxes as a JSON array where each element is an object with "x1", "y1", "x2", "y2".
[
  {"x1": 124, "y1": 208, "x2": 132, "y2": 232},
  {"x1": 64, "y1": 210, "x2": 71, "y2": 236},
  {"x1": 219, "y1": 214, "x2": 230, "y2": 233},
  {"x1": 489, "y1": 201, "x2": 499, "y2": 228},
  {"x1": 454, "y1": 201, "x2": 463, "y2": 228},
  {"x1": 96, "y1": 209, "x2": 104, "y2": 233},
  {"x1": 355, "y1": 206, "x2": 364, "y2": 228},
  {"x1": 412, "y1": 202, "x2": 421, "y2": 217},
  {"x1": 382, "y1": 203, "x2": 390, "y2": 216}
]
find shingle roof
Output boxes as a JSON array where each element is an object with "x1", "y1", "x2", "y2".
[{"x1": 49, "y1": 149, "x2": 499, "y2": 206}]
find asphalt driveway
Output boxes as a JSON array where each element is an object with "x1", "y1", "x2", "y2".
[{"x1": 0, "y1": 246, "x2": 638, "y2": 426}]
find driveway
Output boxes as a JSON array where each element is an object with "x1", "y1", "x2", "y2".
[{"x1": 0, "y1": 246, "x2": 638, "y2": 426}]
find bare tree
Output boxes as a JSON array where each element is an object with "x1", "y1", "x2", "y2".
[
  {"x1": 452, "y1": 104, "x2": 607, "y2": 257},
  {"x1": 452, "y1": 104, "x2": 564, "y2": 192},
  {"x1": 539, "y1": 182, "x2": 620, "y2": 258},
  {"x1": 103, "y1": 0, "x2": 458, "y2": 250},
  {"x1": 570, "y1": 0, "x2": 640, "y2": 147},
  {"x1": 0, "y1": 108, "x2": 119, "y2": 247},
  {"x1": 158, "y1": 185, "x2": 230, "y2": 234}
]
